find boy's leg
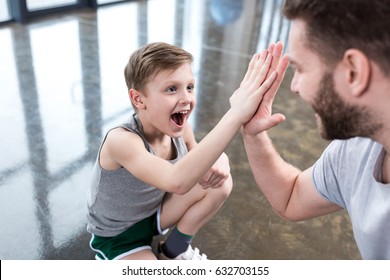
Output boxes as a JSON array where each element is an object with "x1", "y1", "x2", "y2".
[
  {"x1": 90, "y1": 212, "x2": 161, "y2": 260},
  {"x1": 119, "y1": 249, "x2": 157, "y2": 260},
  {"x1": 159, "y1": 175, "x2": 232, "y2": 258}
]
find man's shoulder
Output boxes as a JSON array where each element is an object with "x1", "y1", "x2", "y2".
[
  {"x1": 319, "y1": 137, "x2": 381, "y2": 168},
  {"x1": 329, "y1": 137, "x2": 378, "y2": 152}
]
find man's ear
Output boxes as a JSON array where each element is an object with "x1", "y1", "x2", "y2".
[
  {"x1": 129, "y1": 88, "x2": 146, "y2": 110},
  {"x1": 342, "y1": 49, "x2": 371, "y2": 97}
]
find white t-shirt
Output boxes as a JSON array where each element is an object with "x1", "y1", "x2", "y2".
[{"x1": 313, "y1": 137, "x2": 390, "y2": 259}]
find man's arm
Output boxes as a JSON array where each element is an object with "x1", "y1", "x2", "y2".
[
  {"x1": 242, "y1": 132, "x2": 341, "y2": 221},
  {"x1": 241, "y1": 42, "x2": 341, "y2": 221}
]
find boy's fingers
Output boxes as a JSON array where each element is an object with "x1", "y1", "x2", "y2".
[
  {"x1": 246, "y1": 52, "x2": 271, "y2": 90},
  {"x1": 242, "y1": 53, "x2": 260, "y2": 85},
  {"x1": 268, "y1": 43, "x2": 275, "y2": 54},
  {"x1": 242, "y1": 50, "x2": 268, "y2": 86},
  {"x1": 200, "y1": 170, "x2": 212, "y2": 185},
  {"x1": 242, "y1": 54, "x2": 257, "y2": 84},
  {"x1": 254, "y1": 54, "x2": 272, "y2": 87},
  {"x1": 249, "y1": 71, "x2": 277, "y2": 108},
  {"x1": 259, "y1": 71, "x2": 278, "y2": 93}
]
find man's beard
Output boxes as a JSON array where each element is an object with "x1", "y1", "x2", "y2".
[{"x1": 312, "y1": 73, "x2": 382, "y2": 140}]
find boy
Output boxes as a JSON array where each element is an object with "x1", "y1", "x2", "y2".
[{"x1": 87, "y1": 42, "x2": 285, "y2": 260}]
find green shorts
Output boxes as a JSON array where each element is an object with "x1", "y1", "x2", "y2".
[{"x1": 89, "y1": 211, "x2": 167, "y2": 260}]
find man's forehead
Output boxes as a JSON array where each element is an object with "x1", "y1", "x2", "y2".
[
  {"x1": 288, "y1": 20, "x2": 317, "y2": 65},
  {"x1": 288, "y1": 20, "x2": 306, "y2": 49}
]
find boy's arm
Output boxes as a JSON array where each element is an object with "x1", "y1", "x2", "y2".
[
  {"x1": 183, "y1": 124, "x2": 230, "y2": 189},
  {"x1": 104, "y1": 50, "x2": 279, "y2": 195}
]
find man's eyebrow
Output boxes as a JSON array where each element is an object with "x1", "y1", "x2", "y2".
[{"x1": 288, "y1": 57, "x2": 303, "y2": 70}]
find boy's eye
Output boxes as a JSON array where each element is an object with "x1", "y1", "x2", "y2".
[
  {"x1": 166, "y1": 86, "x2": 177, "y2": 93},
  {"x1": 187, "y1": 84, "x2": 194, "y2": 91}
]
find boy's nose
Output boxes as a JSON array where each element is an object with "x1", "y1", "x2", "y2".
[{"x1": 180, "y1": 91, "x2": 192, "y2": 103}]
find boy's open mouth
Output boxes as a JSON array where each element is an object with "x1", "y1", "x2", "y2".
[{"x1": 171, "y1": 111, "x2": 188, "y2": 126}]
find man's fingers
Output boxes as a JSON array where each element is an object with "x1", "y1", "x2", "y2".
[
  {"x1": 264, "y1": 54, "x2": 289, "y2": 101},
  {"x1": 273, "y1": 41, "x2": 284, "y2": 59},
  {"x1": 266, "y1": 41, "x2": 284, "y2": 78},
  {"x1": 268, "y1": 43, "x2": 275, "y2": 54}
]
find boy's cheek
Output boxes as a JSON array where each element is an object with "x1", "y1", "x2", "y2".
[{"x1": 191, "y1": 98, "x2": 196, "y2": 108}]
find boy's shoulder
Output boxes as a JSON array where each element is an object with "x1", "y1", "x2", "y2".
[
  {"x1": 106, "y1": 126, "x2": 142, "y2": 145},
  {"x1": 106, "y1": 114, "x2": 144, "y2": 141}
]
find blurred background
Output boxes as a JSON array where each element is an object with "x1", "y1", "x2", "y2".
[{"x1": 0, "y1": 0, "x2": 360, "y2": 259}]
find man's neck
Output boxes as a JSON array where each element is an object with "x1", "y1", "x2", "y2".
[{"x1": 381, "y1": 151, "x2": 390, "y2": 184}]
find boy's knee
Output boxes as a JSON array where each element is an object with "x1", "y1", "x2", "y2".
[{"x1": 217, "y1": 174, "x2": 233, "y2": 200}]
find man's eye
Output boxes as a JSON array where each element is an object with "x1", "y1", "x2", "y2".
[{"x1": 291, "y1": 64, "x2": 301, "y2": 74}]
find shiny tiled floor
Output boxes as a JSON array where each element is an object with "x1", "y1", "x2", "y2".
[{"x1": 0, "y1": 0, "x2": 360, "y2": 260}]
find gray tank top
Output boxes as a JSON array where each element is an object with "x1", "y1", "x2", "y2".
[{"x1": 87, "y1": 114, "x2": 188, "y2": 237}]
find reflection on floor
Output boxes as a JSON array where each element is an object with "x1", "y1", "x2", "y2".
[{"x1": 0, "y1": 0, "x2": 360, "y2": 259}]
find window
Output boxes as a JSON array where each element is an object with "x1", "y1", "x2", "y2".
[
  {"x1": 0, "y1": 0, "x2": 10, "y2": 21},
  {"x1": 0, "y1": 0, "x2": 137, "y2": 23},
  {"x1": 26, "y1": 0, "x2": 78, "y2": 11},
  {"x1": 97, "y1": 0, "x2": 123, "y2": 4}
]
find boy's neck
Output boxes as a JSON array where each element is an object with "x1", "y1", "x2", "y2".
[{"x1": 137, "y1": 113, "x2": 175, "y2": 160}]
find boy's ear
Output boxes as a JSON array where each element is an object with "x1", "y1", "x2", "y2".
[
  {"x1": 129, "y1": 88, "x2": 146, "y2": 109},
  {"x1": 342, "y1": 49, "x2": 370, "y2": 97}
]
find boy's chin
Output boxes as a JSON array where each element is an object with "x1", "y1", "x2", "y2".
[
  {"x1": 168, "y1": 127, "x2": 186, "y2": 139},
  {"x1": 169, "y1": 134, "x2": 184, "y2": 140}
]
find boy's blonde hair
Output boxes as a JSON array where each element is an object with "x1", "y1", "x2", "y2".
[{"x1": 124, "y1": 42, "x2": 194, "y2": 92}]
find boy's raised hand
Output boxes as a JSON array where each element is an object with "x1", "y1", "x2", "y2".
[
  {"x1": 229, "y1": 49, "x2": 278, "y2": 126},
  {"x1": 241, "y1": 42, "x2": 290, "y2": 135}
]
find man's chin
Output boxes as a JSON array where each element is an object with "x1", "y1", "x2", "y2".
[
  {"x1": 317, "y1": 121, "x2": 336, "y2": 141},
  {"x1": 318, "y1": 127, "x2": 330, "y2": 140}
]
